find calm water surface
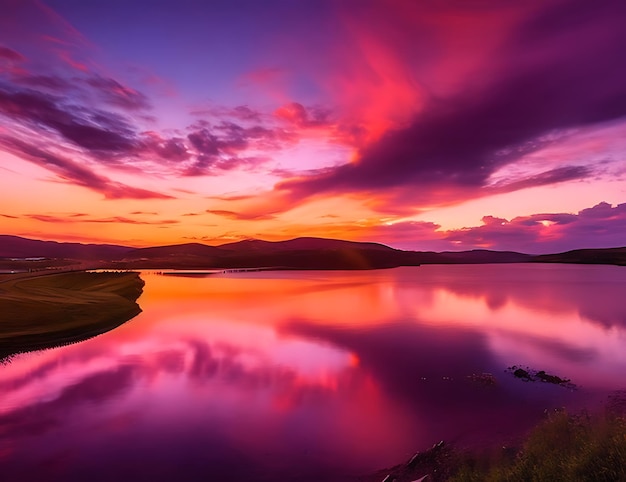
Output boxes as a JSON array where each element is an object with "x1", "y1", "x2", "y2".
[{"x1": 1, "y1": 265, "x2": 625, "y2": 481}]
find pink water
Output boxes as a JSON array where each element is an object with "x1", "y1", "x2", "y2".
[{"x1": 1, "y1": 265, "x2": 625, "y2": 481}]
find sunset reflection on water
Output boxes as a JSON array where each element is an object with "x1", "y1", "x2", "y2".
[{"x1": 1, "y1": 265, "x2": 625, "y2": 481}]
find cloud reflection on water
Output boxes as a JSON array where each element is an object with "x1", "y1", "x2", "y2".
[{"x1": 1, "y1": 265, "x2": 625, "y2": 480}]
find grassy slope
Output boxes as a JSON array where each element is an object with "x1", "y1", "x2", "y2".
[
  {"x1": 364, "y1": 410, "x2": 626, "y2": 482},
  {"x1": 0, "y1": 271, "x2": 144, "y2": 360},
  {"x1": 451, "y1": 411, "x2": 626, "y2": 482}
]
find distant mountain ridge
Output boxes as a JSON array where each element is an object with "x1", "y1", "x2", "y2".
[
  {"x1": 406, "y1": 249, "x2": 532, "y2": 264},
  {"x1": 123, "y1": 242, "x2": 225, "y2": 259},
  {"x1": 118, "y1": 236, "x2": 413, "y2": 270},
  {"x1": 1, "y1": 235, "x2": 624, "y2": 268},
  {"x1": 532, "y1": 247, "x2": 626, "y2": 266},
  {"x1": 217, "y1": 237, "x2": 396, "y2": 252},
  {"x1": 0, "y1": 235, "x2": 132, "y2": 259}
]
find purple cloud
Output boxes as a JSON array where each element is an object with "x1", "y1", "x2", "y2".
[
  {"x1": 143, "y1": 133, "x2": 190, "y2": 162},
  {"x1": 0, "y1": 46, "x2": 24, "y2": 63},
  {"x1": 274, "y1": 102, "x2": 331, "y2": 128},
  {"x1": 0, "y1": 136, "x2": 171, "y2": 200},
  {"x1": 18, "y1": 75, "x2": 74, "y2": 92},
  {"x1": 192, "y1": 105, "x2": 263, "y2": 123},
  {"x1": 231, "y1": 105, "x2": 262, "y2": 122},
  {"x1": 206, "y1": 209, "x2": 276, "y2": 221},
  {"x1": 277, "y1": 1, "x2": 626, "y2": 206},
  {"x1": 24, "y1": 214, "x2": 179, "y2": 225},
  {"x1": 183, "y1": 122, "x2": 292, "y2": 176},
  {"x1": 490, "y1": 166, "x2": 593, "y2": 193},
  {"x1": 0, "y1": 85, "x2": 138, "y2": 153},
  {"x1": 85, "y1": 76, "x2": 151, "y2": 111},
  {"x1": 445, "y1": 202, "x2": 626, "y2": 254},
  {"x1": 187, "y1": 128, "x2": 220, "y2": 156}
]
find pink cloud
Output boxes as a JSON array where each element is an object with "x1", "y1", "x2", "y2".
[
  {"x1": 0, "y1": 46, "x2": 24, "y2": 63},
  {"x1": 85, "y1": 76, "x2": 151, "y2": 111},
  {"x1": 444, "y1": 202, "x2": 626, "y2": 254},
  {"x1": 206, "y1": 209, "x2": 276, "y2": 221},
  {"x1": 235, "y1": 0, "x2": 626, "y2": 218},
  {"x1": 0, "y1": 136, "x2": 172, "y2": 200},
  {"x1": 24, "y1": 214, "x2": 179, "y2": 225}
]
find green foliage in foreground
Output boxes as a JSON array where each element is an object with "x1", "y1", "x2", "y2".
[
  {"x1": 0, "y1": 271, "x2": 144, "y2": 360},
  {"x1": 451, "y1": 411, "x2": 626, "y2": 482}
]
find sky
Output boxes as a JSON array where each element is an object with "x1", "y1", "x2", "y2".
[{"x1": 0, "y1": 0, "x2": 625, "y2": 253}]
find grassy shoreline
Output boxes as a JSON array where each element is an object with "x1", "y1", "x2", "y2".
[
  {"x1": 451, "y1": 410, "x2": 626, "y2": 481},
  {"x1": 0, "y1": 271, "x2": 144, "y2": 361},
  {"x1": 363, "y1": 405, "x2": 626, "y2": 482}
]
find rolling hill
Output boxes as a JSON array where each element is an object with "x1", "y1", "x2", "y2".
[
  {"x1": 531, "y1": 247, "x2": 626, "y2": 266},
  {"x1": 1, "y1": 235, "x2": 624, "y2": 269},
  {"x1": 0, "y1": 235, "x2": 132, "y2": 259}
]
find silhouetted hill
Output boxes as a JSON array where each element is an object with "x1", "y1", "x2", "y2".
[
  {"x1": 531, "y1": 247, "x2": 626, "y2": 266},
  {"x1": 212, "y1": 237, "x2": 405, "y2": 269},
  {"x1": 218, "y1": 237, "x2": 396, "y2": 253},
  {"x1": 0, "y1": 235, "x2": 132, "y2": 259},
  {"x1": 110, "y1": 238, "x2": 415, "y2": 270},
  {"x1": 1, "y1": 235, "x2": 624, "y2": 269},
  {"x1": 121, "y1": 243, "x2": 226, "y2": 259},
  {"x1": 418, "y1": 250, "x2": 532, "y2": 264}
]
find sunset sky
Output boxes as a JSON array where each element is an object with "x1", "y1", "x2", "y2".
[{"x1": 1, "y1": 0, "x2": 625, "y2": 253}]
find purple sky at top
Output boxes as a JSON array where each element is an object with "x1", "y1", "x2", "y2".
[
  {"x1": 45, "y1": 0, "x2": 341, "y2": 117},
  {"x1": 0, "y1": 0, "x2": 625, "y2": 253}
]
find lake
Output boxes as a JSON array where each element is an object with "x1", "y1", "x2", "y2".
[{"x1": 1, "y1": 264, "x2": 625, "y2": 481}]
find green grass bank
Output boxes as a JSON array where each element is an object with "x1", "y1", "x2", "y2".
[{"x1": 0, "y1": 271, "x2": 144, "y2": 360}]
